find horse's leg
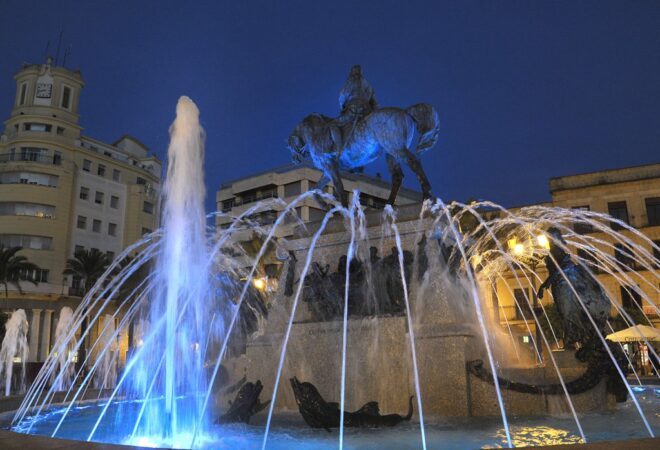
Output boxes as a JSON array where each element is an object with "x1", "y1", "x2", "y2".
[
  {"x1": 328, "y1": 164, "x2": 348, "y2": 208},
  {"x1": 313, "y1": 173, "x2": 331, "y2": 209},
  {"x1": 386, "y1": 154, "x2": 404, "y2": 206},
  {"x1": 401, "y1": 148, "x2": 432, "y2": 200}
]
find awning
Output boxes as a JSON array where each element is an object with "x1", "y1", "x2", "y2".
[{"x1": 606, "y1": 324, "x2": 660, "y2": 343}]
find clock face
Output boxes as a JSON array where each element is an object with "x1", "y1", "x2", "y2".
[{"x1": 36, "y1": 83, "x2": 52, "y2": 98}]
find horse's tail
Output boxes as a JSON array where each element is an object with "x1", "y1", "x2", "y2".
[{"x1": 406, "y1": 103, "x2": 440, "y2": 154}]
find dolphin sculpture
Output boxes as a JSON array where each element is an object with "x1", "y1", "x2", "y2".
[
  {"x1": 216, "y1": 379, "x2": 271, "y2": 424},
  {"x1": 290, "y1": 376, "x2": 413, "y2": 431}
]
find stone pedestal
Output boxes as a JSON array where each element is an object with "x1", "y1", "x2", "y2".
[{"x1": 226, "y1": 202, "x2": 613, "y2": 419}]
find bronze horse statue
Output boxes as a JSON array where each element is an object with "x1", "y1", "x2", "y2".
[{"x1": 287, "y1": 66, "x2": 440, "y2": 207}]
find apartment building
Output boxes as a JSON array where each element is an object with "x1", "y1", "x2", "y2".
[
  {"x1": 0, "y1": 58, "x2": 161, "y2": 361},
  {"x1": 216, "y1": 163, "x2": 422, "y2": 237},
  {"x1": 490, "y1": 163, "x2": 660, "y2": 347}
]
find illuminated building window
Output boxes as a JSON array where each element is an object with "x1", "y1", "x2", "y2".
[{"x1": 0, "y1": 202, "x2": 54, "y2": 218}]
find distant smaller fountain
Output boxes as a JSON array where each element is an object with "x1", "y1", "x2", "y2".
[
  {"x1": 0, "y1": 309, "x2": 29, "y2": 396},
  {"x1": 52, "y1": 307, "x2": 76, "y2": 391},
  {"x1": 93, "y1": 315, "x2": 118, "y2": 389}
]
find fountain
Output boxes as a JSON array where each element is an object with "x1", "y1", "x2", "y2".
[
  {"x1": 0, "y1": 309, "x2": 28, "y2": 396},
  {"x1": 0, "y1": 69, "x2": 659, "y2": 449},
  {"x1": 51, "y1": 307, "x2": 76, "y2": 392}
]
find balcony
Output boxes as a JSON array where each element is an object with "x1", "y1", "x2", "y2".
[
  {"x1": 228, "y1": 191, "x2": 279, "y2": 210},
  {"x1": 0, "y1": 152, "x2": 63, "y2": 166}
]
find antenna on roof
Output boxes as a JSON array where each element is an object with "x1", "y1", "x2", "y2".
[
  {"x1": 43, "y1": 40, "x2": 51, "y2": 62},
  {"x1": 63, "y1": 45, "x2": 72, "y2": 67},
  {"x1": 54, "y1": 28, "x2": 63, "y2": 65}
]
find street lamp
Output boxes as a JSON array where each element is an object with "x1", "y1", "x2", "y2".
[{"x1": 507, "y1": 232, "x2": 550, "y2": 364}]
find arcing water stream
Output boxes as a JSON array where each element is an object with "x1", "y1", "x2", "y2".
[{"x1": 3, "y1": 97, "x2": 659, "y2": 449}]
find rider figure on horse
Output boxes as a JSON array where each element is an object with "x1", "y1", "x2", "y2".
[
  {"x1": 336, "y1": 65, "x2": 378, "y2": 172},
  {"x1": 338, "y1": 65, "x2": 378, "y2": 123}
]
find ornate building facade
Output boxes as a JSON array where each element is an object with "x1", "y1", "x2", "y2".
[{"x1": 0, "y1": 58, "x2": 161, "y2": 363}]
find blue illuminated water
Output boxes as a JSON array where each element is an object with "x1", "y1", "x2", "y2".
[{"x1": 6, "y1": 386, "x2": 659, "y2": 449}]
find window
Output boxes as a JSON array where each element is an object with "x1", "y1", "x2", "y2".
[
  {"x1": 112, "y1": 169, "x2": 121, "y2": 181},
  {"x1": 79, "y1": 186, "x2": 89, "y2": 200},
  {"x1": 82, "y1": 159, "x2": 91, "y2": 172},
  {"x1": 141, "y1": 227, "x2": 152, "y2": 235},
  {"x1": 513, "y1": 288, "x2": 533, "y2": 320},
  {"x1": 360, "y1": 192, "x2": 387, "y2": 209},
  {"x1": 572, "y1": 205, "x2": 593, "y2": 234},
  {"x1": 77, "y1": 215, "x2": 87, "y2": 229},
  {"x1": 97, "y1": 164, "x2": 106, "y2": 177},
  {"x1": 61, "y1": 86, "x2": 71, "y2": 109},
  {"x1": 137, "y1": 177, "x2": 147, "y2": 185},
  {"x1": 94, "y1": 191, "x2": 104, "y2": 205},
  {"x1": 0, "y1": 172, "x2": 58, "y2": 187},
  {"x1": 577, "y1": 248, "x2": 600, "y2": 274},
  {"x1": 24, "y1": 123, "x2": 52, "y2": 132},
  {"x1": 0, "y1": 234, "x2": 52, "y2": 250},
  {"x1": 108, "y1": 223, "x2": 117, "y2": 236},
  {"x1": 284, "y1": 181, "x2": 301, "y2": 197},
  {"x1": 110, "y1": 195, "x2": 119, "y2": 209},
  {"x1": 0, "y1": 202, "x2": 55, "y2": 219},
  {"x1": 608, "y1": 201, "x2": 629, "y2": 230},
  {"x1": 36, "y1": 269, "x2": 49, "y2": 283},
  {"x1": 221, "y1": 198, "x2": 235, "y2": 212},
  {"x1": 106, "y1": 251, "x2": 115, "y2": 261},
  {"x1": 53, "y1": 151, "x2": 62, "y2": 165},
  {"x1": 646, "y1": 197, "x2": 660, "y2": 227},
  {"x1": 621, "y1": 286, "x2": 642, "y2": 311},
  {"x1": 92, "y1": 219, "x2": 101, "y2": 233},
  {"x1": 56, "y1": 126, "x2": 64, "y2": 136},
  {"x1": 143, "y1": 201, "x2": 154, "y2": 214},
  {"x1": 309, "y1": 207, "x2": 326, "y2": 222},
  {"x1": 72, "y1": 276, "x2": 82, "y2": 290},
  {"x1": 13, "y1": 268, "x2": 49, "y2": 283},
  {"x1": 18, "y1": 82, "x2": 28, "y2": 106},
  {"x1": 74, "y1": 245, "x2": 84, "y2": 254},
  {"x1": 614, "y1": 243, "x2": 634, "y2": 270},
  {"x1": 19, "y1": 147, "x2": 47, "y2": 161}
]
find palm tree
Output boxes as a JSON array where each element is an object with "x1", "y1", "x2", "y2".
[
  {"x1": 63, "y1": 249, "x2": 110, "y2": 374},
  {"x1": 63, "y1": 248, "x2": 110, "y2": 295},
  {"x1": 0, "y1": 246, "x2": 40, "y2": 298}
]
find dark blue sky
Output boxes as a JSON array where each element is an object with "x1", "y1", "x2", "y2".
[{"x1": 1, "y1": 1, "x2": 659, "y2": 212}]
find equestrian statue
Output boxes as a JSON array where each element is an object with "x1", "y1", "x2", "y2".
[{"x1": 288, "y1": 65, "x2": 440, "y2": 207}]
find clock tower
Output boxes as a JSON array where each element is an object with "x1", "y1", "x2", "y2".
[{"x1": 10, "y1": 56, "x2": 85, "y2": 133}]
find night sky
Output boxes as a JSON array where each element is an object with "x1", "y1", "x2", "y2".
[{"x1": 1, "y1": 1, "x2": 659, "y2": 213}]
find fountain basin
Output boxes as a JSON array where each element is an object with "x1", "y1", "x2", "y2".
[{"x1": 1, "y1": 387, "x2": 659, "y2": 449}]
